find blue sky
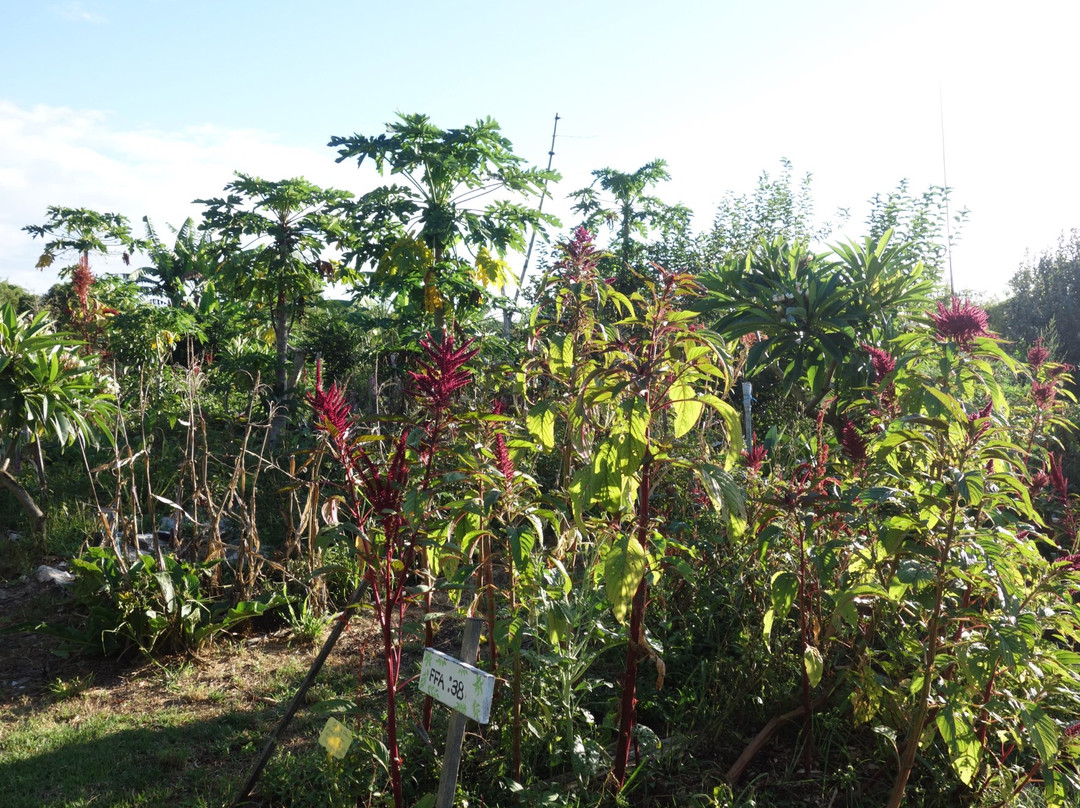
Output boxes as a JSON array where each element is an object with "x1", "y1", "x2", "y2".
[{"x1": 2, "y1": 0, "x2": 1077, "y2": 297}]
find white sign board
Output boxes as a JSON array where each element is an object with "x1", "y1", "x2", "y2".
[{"x1": 419, "y1": 647, "x2": 495, "y2": 724}]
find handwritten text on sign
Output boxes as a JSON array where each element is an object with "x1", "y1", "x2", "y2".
[{"x1": 419, "y1": 648, "x2": 494, "y2": 724}]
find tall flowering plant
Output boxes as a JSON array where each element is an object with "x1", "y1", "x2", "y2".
[{"x1": 307, "y1": 332, "x2": 477, "y2": 808}]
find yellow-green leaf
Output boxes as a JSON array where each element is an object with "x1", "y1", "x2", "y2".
[
  {"x1": 803, "y1": 645, "x2": 824, "y2": 687},
  {"x1": 526, "y1": 402, "x2": 557, "y2": 449},
  {"x1": 604, "y1": 534, "x2": 646, "y2": 623},
  {"x1": 668, "y1": 380, "x2": 703, "y2": 438},
  {"x1": 936, "y1": 706, "x2": 981, "y2": 786}
]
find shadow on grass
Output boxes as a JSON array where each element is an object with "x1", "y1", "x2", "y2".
[{"x1": 0, "y1": 700, "x2": 316, "y2": 808}]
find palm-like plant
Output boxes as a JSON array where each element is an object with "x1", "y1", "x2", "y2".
[{"x1": 0, "y1": 304, "x2": 116, "y2": 542}]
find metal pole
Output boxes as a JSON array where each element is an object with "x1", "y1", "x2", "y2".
[{"x1": 742, "y1": 381, "x2": 753, "y2": 446}]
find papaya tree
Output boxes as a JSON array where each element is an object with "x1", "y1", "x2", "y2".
[
  {"x1": 569, "y1": 159, "x2": 690, "y2": 289},
  {"x1": 197, "y1": 174, "x2": 354, "y2": 442},
  {"x1": 329, "y1": 113, "x2": 559, "y2": 332}
]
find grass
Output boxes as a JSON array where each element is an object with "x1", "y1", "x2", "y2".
[{"x1": 0, "y1": 598, "x2": 384, "y2": 808}]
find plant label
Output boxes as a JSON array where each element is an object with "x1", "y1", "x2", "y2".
[
  {"x1": 318, "y1": 716, "x2": 353, "y2": 759},
  {"x1": 419, "y1": 647, "x2": 494, "y2": 724}
]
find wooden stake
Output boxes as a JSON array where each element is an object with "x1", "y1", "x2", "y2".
[{"x1": 435, "y1": 617, "x2": 483, "y2": 808}]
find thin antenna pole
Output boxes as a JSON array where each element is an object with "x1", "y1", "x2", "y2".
[
  {"x1": 514, "y1": 113, "x2": 560, "y2": 304},
  {"x1": 939, "y1": 86, "x2": 955, "y2": 296}
]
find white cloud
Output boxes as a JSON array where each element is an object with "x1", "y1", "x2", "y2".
[
  {"x1": 0, "y1": 101, "x2": 364, "y2": 292},
  {"x1": 50, "y1": 2, "x2": 106, "y2": 24}
]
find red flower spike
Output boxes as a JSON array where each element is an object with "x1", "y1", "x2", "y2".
[
  {"x1": 490, "y1": 399, "x2": 515, "y2": 486},
  {"x1": 1030, "y1": 470, "x2": 1050, "y2": 492},
  {"x1": 407, "y1": 333, "x2": 479, "y2": 412},
  {"x1": 861, "y1": 343, "x2": 896, "y2": 383},
  {"x1": 839, "y1": 419, "x2": 868, "y2": 462},
  {"x1": 72, "y1": 253, "x2": 94, "y2": 313},
  {"x1": 1028, "y1": 339, "x2": 1051, "y2": 369},
  {"x1": 929, "y1": 297, "x2": 991, "y2": 348},
  {"x1": 1050, "y1": 453, "x2": 1069, "y2": 503},
  {"x1": 307, "y1": 359, "x2": 352, "y2": 442},
  {"x1": 741, "y1": 433, "x2": 768, "y2": 474}
]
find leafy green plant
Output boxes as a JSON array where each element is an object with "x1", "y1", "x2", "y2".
[
  {"x1": 307, "y1": 332, "x2": 483, "y2": 808},
  {"x1": 0, "y1": 303, "x2": 116, "y2": 545},
  {"x1": 36, "y1": 547, "x2": 282, "y2": 657},
  {"x1": 527, "y1": 227, "x2": 742, "y2": 787}
]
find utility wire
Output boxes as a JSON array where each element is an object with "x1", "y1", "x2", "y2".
[{"x1": 940, "y1": 85, "x2": 955, "y2": 296}]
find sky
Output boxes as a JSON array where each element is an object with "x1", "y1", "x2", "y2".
[{"x1": 1, "y1": 0, "x2": 1078, "y2": 300}]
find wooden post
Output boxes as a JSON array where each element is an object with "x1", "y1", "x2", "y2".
[{"x1": 435, "y1": 617, "x2": 483, "y2": 808}]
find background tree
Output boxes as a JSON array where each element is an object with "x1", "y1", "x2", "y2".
[
  {"x1": 0, "y1": 281, "x2": 39, "y2": 314},
  {"x1": 197, "y1": 174, "x2": 354, "y2": 440},
  {"x1": 569, "y1": 159, "x2": 690, "y2": 287},
  {"x1": 137, "y1": 216, "x2": 222, "y2": 309},
  {"x1": 24, "y1": 206, "x2": 141, "y2": 274},
  {"x1": 991, "y1": 229, "x2": 1080, "y2": 367},
  {"x1": 330, "y1": 113, "x2": 559, "y2": 332},
  {"x1": 864, "y1": 179, "x2": 967, "y2": 277}
]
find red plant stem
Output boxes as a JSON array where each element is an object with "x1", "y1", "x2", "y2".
[
  {"x1": 381, "y1": 589, "x2": 404, "y2": 808},
  {"x1": 613, "y1": 452, "x2": 652, "y2": 786},
  {"x1": 418, "y1": 409, "x2": 443, "y2": 733},
  {"x1": 799, "y1": 517, "x2": 813, "y2": 775},
  {"x1": 484, "y1": 532, "x2": 498, "y2": 670}
]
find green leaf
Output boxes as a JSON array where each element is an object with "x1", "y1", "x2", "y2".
[
  {"x1": 770, "y1": 571, "x2": 799, "y2": 622},
  {"x1": 668, "y1": 380, "x2": 703, "y2": 438},
  {"x1": 1020, "y1": 705, "x2": 1059, "y2": 768},
  {"x1": 612, "y1": 397, "x2": 649, "y2": 474},
  {"x1": 762, "y1": 608, "x2": 776, "y2": 642},
  {"x1": 508, "y1": 526, "x2": 535, "y2": 570},
  {"x1": 936, "y1": 705, "x2": 981, "y2": 786},
  {"x1": 526, "y1": 402, "x2": 557, "y2": 450},
  {"x1": 604, "y1": 534, "x2": 646, "y2": 624},
  {"x1": 548, "y1": 335, "x2": 574, "y2": 377},
  {"x1": 803, "y1": 645, "x2": 824, "y2": 687},
  {"x1": 589, "y1": 439, "x2": 625, "y2": 512}
]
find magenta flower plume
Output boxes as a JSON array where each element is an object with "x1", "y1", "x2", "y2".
[
  {"x1": 355, "y1": 431, "x2": 411, "y2": 539},
  {"x1": 307, "y1": 359, "x2": 352, "y2": 442},
  {"x1": 861, "y1": 343, "x2": 896, "y2": 383},
  {"x1": 553, "y1": 226, "x2": 602, "y2": 280},
  {"x1": 1028, "y1": 339, "x2": 1051, "y2": 369},
  {"x1": 967, "y1": 399, "x2": 993, "y2": 440},
  {"x1": 839, "y1": 419, "x2": 868, "y2": 462},
  {"x1": 1032, "y1": 379, "x2": 1057, "y2": 410},
  {"x1": 741, "y1": 435, "x2": 768, "y2": 474},
  {"x1": 491, "y1": 400, "x2": 515, "y2": 486},
  {"x1": 1050, "y1": 452, "x2": 1069, "y2": 503},
  {"x1": 407, "y1": 333, "x2": 479, "y2": 412},
  {"x1": 929, "y1": 297, "x2": 991, "y2": 348}
]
